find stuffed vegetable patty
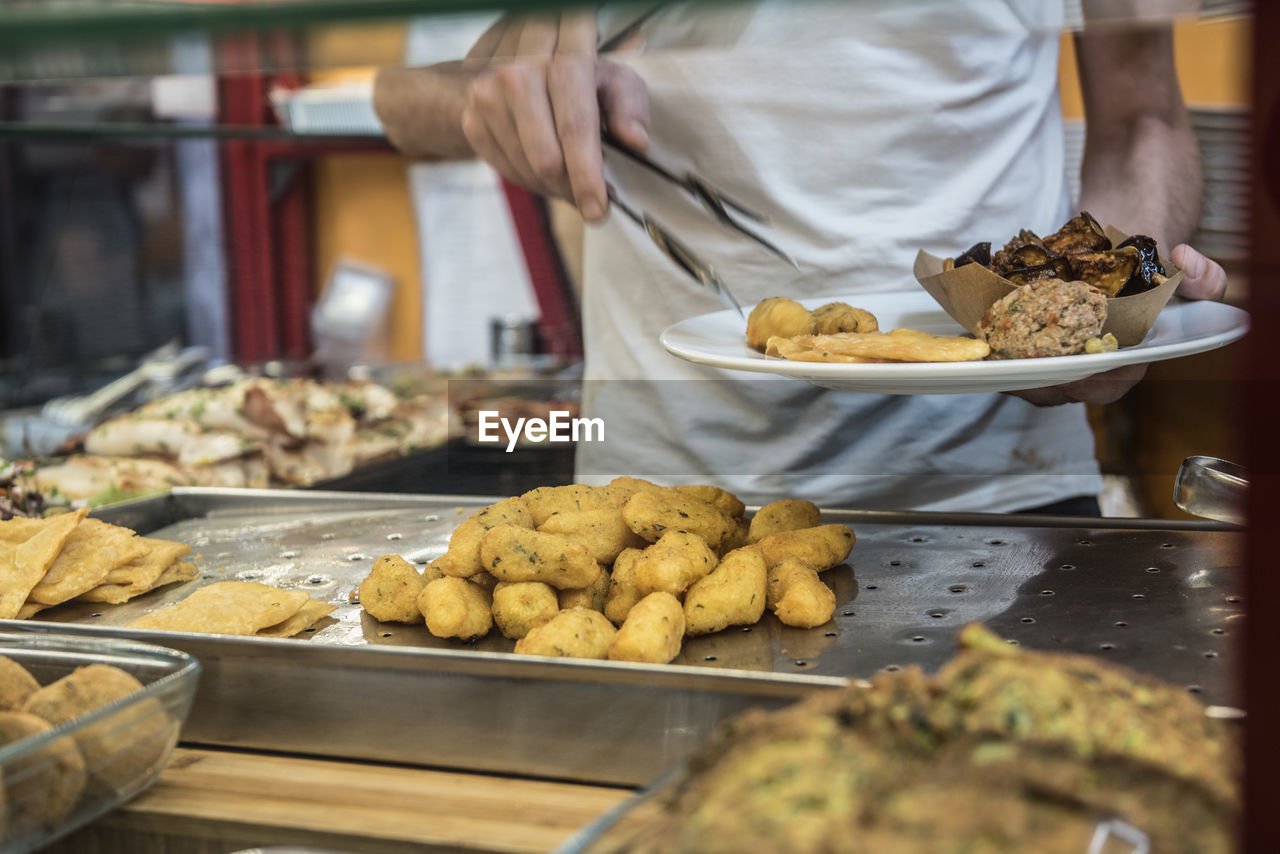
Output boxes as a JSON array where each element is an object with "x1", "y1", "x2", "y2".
[{"x1": 979, "y1": 279, "x2": 1107, "y2": 359}]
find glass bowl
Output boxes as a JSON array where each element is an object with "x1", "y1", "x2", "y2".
[{"x1": 0, "y1": 631, "x2": 200, "y2": 854}]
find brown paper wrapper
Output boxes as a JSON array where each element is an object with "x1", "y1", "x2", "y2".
[{"x1": 913, "y1": 226, "x2": 1183, "y2": 348}]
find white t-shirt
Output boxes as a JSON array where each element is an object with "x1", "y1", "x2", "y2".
[{"x1": 576, "y1": 0, "x2": 1104, "y2": 512}]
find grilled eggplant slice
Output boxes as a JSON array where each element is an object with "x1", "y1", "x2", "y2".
[
  {"x1": 1004, "y1": 256, "x2": 1073, "y2": 286},
  {"x1": 1114, "y1": 234, "x2": 1167, "y2": 297},
  {"x1": 953, "y1": 241, "x2": 992, "y2": 269},
  {"x1": 1007, "y1": 243, "x2": 1054, "y2": 269},
  {"x1": 1069, "y1": 247, "x2": 1140, "y2": 297},
  {"x1": 990, "y1": 230, "x2": 1046, "y2": 275},
  {"x1": 1043, "y1": 211, "x2": 1111, "y2": 255}
]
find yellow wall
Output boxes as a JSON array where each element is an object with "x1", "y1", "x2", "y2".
[
  {"x1": 311, "y1": 151, "x2": 422, "y2": 362},
  {"x1": 309, "y1": 24, "x2": 423, "y2": 362}
]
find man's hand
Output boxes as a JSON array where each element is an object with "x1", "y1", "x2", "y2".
[
  {"x1": 1170, "y1": 243, "x2": 1228, "y2": 301},
  {"x1": 460, "y1": 13, "x2": 650, "y2": 222},
  {"x1": 1012, "y1": 243, "x2": 1228, "y2": 407}
]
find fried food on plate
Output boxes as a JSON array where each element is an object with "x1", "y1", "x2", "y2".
[
  {"x1": 810, "y1": 302, "x2": 879, "y2": 335},
  {"x1": 767, "y1": 328, "x2": 990, "y2": 363},
  {"x1": 746, "y1": 297, "x2": 814, "y2": 351},
  {"x1": 747, "y1": 297, "x2": 881, "y2": 352}
]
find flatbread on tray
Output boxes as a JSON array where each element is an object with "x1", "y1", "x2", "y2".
[
  {"x1": 257, "y1": 599, "x2": 339, "y2": 638},
  {"x1": 28, "y1": 518, "x2": 151, "y2": 606},
  {"x1": 127, "y1": 581, "x2": 311, "y2": 635},
  {"x1": 77, "y1": 539, "x2": 194, "y2": 605},
  {"x1": 0, "y1": 509, "x2": 87, "y2": 620}
]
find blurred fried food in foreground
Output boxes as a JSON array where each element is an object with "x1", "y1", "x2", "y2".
[{"x1": 618, "y1": 624, "x2": 1239, "y2": 854}]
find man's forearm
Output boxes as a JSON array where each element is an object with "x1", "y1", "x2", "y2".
[
  {"x1": 1077, "y1": 109, "x2": 1202, "y2": 249},
  {"x1": 1074, "y1": 26, "x2": 1203, "y2": 249},
  {"x1": 373, "y1": 63, "x2": 481, "y2": 158}
]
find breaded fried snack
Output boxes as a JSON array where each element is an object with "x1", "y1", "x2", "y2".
[
  {"x1": 416, "y1": 577, "x2": 492, "y2": 641},
  {"x1": 609, "y1": 593, "x2": 685, "y2": 664},
  {"x1": 756, "y1": 525, "x2": 855, "y2": 572},
  {"x1": 810, "y1": 302, "x2": 879, "y2": 335},
  {"x1": 747, "y1": 498, "x2": 823, "y2": 543},
  {"x1": 520, "y1": 485, "x2": 615, "y2": 527},
  {"x1": 0, "y1": 711, "x2": 87, "y2": 837},
  {"x1": 673, "y1": 485, "x2": 747, "y2": 521},
  {"x1": 22, "y1": 664, "x2": 175, "y2": 798},
  {"x1": 622, "y1": 489, "x2": 735, "y2": 549},
  {"x1": 746, "y1": 297, "x2": 813, "y2": 351},
  {"x1": 633, "y1": 531, "x2": 719, "y2": 597},
  {"x1": 0, "y1": 656, "x2": 39, "y2": 712},
  {"x1": 557, "y1": 569, "x2": 611, "y2": 613},
  {"x1": 767, "y1": 559, "x2": 837, "y2": 628},
  {"x1": 479, "y1": 526, "x2": 601, "y2": 589},
  {"x1": 718, "y1": 520, "x2": 751, "y2": 557},
  {"x1": 436, "y1": 496, "x2": 533, "y2": 579},
  {"x1": 684, "y1": 547, "x2": 768, "y2": 636},
  {"x1": 515, "y1": 608, "x2": 617, "y2": 660},
  {"x1": 358, "y1": 554, "x2": 427, "y2": 624},
  {"x1": 492, "y1": 581, "x2": 560, "y2": 640},
  {"x1": 604, "y1": 548, "x2": 646, "y2": 625},
  {"x1": 537, "y1": 507, "x2": 646, "y2": 564}
]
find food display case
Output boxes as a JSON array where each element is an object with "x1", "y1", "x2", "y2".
[{"x1": 0, "y1": 1, "x2": 1275, "y2": 853}]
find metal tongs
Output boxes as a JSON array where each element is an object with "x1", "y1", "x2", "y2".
[{"x1": 602, "y1": 129, "x2": 797, "y2": 317}]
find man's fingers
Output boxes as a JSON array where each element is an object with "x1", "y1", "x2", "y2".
[
  {"x1": 1011, "y1": 363, "x2": 1148, "y2": 407},
  {"x1": 513, "y1": 16, "x2": 560, "y2": 59},
  {"x1": 547, "y1": 55, "x2": 607, "y2": 220},
  {"x1": 464, "y1": 77, "x2": 540, "y2": 192},
  {"x1": 598, "y1": 61, "x2": 650, "y2": 152},
  {"x1": 498, "y1": 65, "x2": 573, "y2": 199},
  {"x1": 465, "y1": 16, "x2": 511, "y2": 62},
  {"x1": 1171, "y1": 244, "x2": 1229, "y2": 301},
  {"x1": 555, "y1": 11, "x2": 599, "y2": 57}
]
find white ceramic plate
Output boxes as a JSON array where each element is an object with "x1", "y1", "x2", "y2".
[{"x1": 660, "y1": 290, "x2": 1250, "y2": 395}]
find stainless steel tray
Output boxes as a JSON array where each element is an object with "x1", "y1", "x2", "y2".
[{"x1": 1, "y1": 488, "x2": 1244, "y2": 786}]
